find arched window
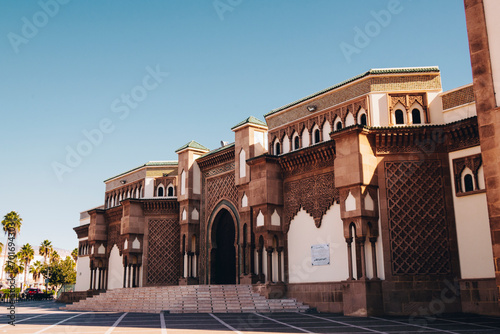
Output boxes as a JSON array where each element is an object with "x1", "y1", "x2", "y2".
[
  {"x1": 167, "y1": 185, "x2": 174, "y2": 197},
  {"x1": 275, "y1": 142, "x2": 281, "y2": 155},
  {"x1": 314, "y1": 129, "x2": 320, "y2": 144},
  {"x1": 412, "y1": 109, "x2": 422, "y2": 124},
  {"x1": 395, "y1": 109, "x2": 404, "y2": 125},
  {"x1": 464, "y1": 174, "x2": 474, "y2": 192},
  {"x1": 293, "y1": 135, "x2": 300, "y2": 150},
  {"x1": 360, "y1": 113, "x2": 367, "y2": 126},
  {"x1": 157, "y1": 186, "x2": 164, "y2": 197},
  {"x1": 336, "y1": 121, "x2": 343, "y2": 130}
]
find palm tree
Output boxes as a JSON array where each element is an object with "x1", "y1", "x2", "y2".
[
  {"x1": 49, "y1": 250, "x2": 60, "y2": 264},
  {"x1": 18, "y1": 244, "x2": 34, "y2": 290},
  {"x1": 5, "y1": 255, "x2": 24, "y2": 293},
  {"x1": 29, "y1": 261, "x2": 43, "y2": 284},
  {"x1": 71, "y1": 248, "x2": 78, "y2": 262},
  {"x1": 1, "y1": 211, "x2": 22, "y2": 281},
  {"x1": 39, "y1": 240, "x2": 53, "y2": 265}
]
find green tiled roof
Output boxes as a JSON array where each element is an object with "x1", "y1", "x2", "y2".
[
  {"x1": 231, "y1": 116, "x2": 267, "y2": 130},
  {"x1": 200, "y1": 142, "x2": 235, "y2": 159},
  {"x1": 175, "y1": 140, "x2": 209, "y2": 153},
  {"x1": 264, "y1": 66, "x2": 440, "y2": 117},
  {"x1": 104, "y1": 161, "x2": 178, "y2": 182}
]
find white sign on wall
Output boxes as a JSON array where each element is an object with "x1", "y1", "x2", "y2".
[{"x1": 311, "y1": 243, "x2": 330, "y2": 266}]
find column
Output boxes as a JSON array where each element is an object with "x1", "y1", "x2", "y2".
[
  {"x1": 358, "y1": 237, "x2": 366, "y2": 279},
  {"x1": 127, "y1": 265, "x2": 132, "y2": 288},
  {"x1": 370, "y1": 237, "x2": 378, "y2": 279},
  {"x1": 123, "y1": 265, "x2": 127, "y2": 288},
  {"x1": 277, "y1": 247, "x2": 283, "y2": 283},
  {"x1": 89, "y1": 268, "x2": 93, "y2": 290},
  {"x1": 180, "y1": 252, "x2": 185, "y2": 278},
  {"x1": 266, "y1": 247, "x2": 273, "y2": 283},
  {"x1": 346, "y1": 238, "x2": 353, "y2": 280}
]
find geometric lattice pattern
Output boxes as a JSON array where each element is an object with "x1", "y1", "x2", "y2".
[
  {"x1": 385, "y1": 160, "x2": 451, "y2": 275},
  {"x1": 206, "y1": 172, "x2": 238, "y2": 215},
  {"x1": 147, "y1": 219, "x2": 180, "y2": 285},
  {"x1": 284, "y1": 172, "x2": 339, "y2": 229}
]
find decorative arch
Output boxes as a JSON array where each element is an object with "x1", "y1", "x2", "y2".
[{"x1": 206, "y1": 199, "x2": 241, "y2": 284}]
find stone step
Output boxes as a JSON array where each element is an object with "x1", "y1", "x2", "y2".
[{"x1": 60, "y1": 284, "x2": 309, "y2": 314}]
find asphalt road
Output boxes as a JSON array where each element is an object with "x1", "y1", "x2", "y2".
[{"x1": 1, "y1": 300, "x2": 499, "y2": 333}]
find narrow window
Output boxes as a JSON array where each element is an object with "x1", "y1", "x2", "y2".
[
  {"x1": 395, "y1": 109, "x2": 404, "y2": 124},
  {"x1": 158, "y1": 187, "x2": 164, "y2": 197},
  {"x1": 294, "y1": 136, "x2": 300, "y2": 150},
  {"x1": 275, "y1": 142, "x2": 281, "y2": 155},
  {"x1": 464, "y1": 174, "x2": 474, "y2": 192},
  {"x1": 336, "y1": 122, "x2": 343, "y2": 131},
  {"x1": 167, "y1": 186, "x2": 174, "y2": 197},
  {"x1": 360, "y1": 113, "x2": 367, "y2": 126},
  {"x1": 412, "y1": 109, "x2": 422, "y2": 124},
  {"x1": 314, "y1": 129, "x2": 320, "y2": 143}
]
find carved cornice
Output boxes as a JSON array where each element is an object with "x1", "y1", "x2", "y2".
[
  {"x1": 278, "y1": 140, "x2": 336, "y2": 176},
  {"x1": 142, "y1": 199, "x2": 179, "y2": 216},
  {"x1": 197, "y1": 145, "x2": 235, "y2": 170},
  {"x1": 445, "y1": 116, "x2": 480, "y2": 152},
  {"x1": 104, "y1": 206, "x2": 123, "y2": 223},
  {"x1": 73, "y1": 224, "x2": 89, "y2": 238}
]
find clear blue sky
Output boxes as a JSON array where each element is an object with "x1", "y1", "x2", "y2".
[{"x1": 0, "y1": 0, "x2": 472, "y2": 251}]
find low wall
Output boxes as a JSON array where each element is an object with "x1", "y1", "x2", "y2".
[{"x1": 286, "y1": 282, "x2": 343, "y2": 313}]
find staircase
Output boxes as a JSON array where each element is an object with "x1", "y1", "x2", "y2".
[{"x1": 60, "y1": 285, "x2": 309, "y2": 313}]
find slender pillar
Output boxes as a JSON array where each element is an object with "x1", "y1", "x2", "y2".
[
  {"x1": 89, "y1": 268, "x2": 93, "y2": 290},
  {"x1": 242, "y1": 244, "x2": 247, "y2": 275},
  {"x1": 266, "y1": 247, "x2": 273, "y2": 283},
  {"x1": 123, "y1": 265, "x2": 127, "y2": 288},
  {"x1": 195, "y1": 252, "x2": 199, "y2": 278},
  {"x1": 97, "y1": 269, "x2": 102, "y2": 290},
  {"x1": 346, "y1": 238, "x2": 353, "y2": 280},
  {"x1": 277, "y1": 247, "x2": 283, "y2": 283},
  {"x1": 127, "y1": 265, "x2": 132, "y2": 288},
  {"x1": 180, "y1": 252, "x2": 185, "y2": 278},
  {"x1": 132, "y1": 265, "x2": 136, "y2": 287},
  {"x1": 370, "y1": 237, "x2": 378, "y2": 279},
  {"x1": 358, "y1": 237, "x2": 366, "y2": 279},
  {"x1": 257, "y1": 248, "x2": 263, "y2": 282}
]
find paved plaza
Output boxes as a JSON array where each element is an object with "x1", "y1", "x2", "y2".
[{"x1": 0, "y1": 301, "x2": 499, "y2": 333}]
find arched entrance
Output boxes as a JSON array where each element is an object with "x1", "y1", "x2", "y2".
[{"x1": 211, "y1": 209, "x2": 237, "y2": 284}]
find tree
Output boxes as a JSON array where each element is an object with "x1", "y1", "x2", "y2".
[
  {"x1": 49, "y1": 250, "x2": 60, "y2": 264},
  {"x1": 71, "y1": 248, "x2": 78, "y2": 262},
  {"x1": 29, "y1": 260, "x2": 43, "y2": 283},
  {"x1": 39, "y1": 240, "x2": 53, "y2": 265},
  {"x1": 46, "y1": 256, "x2": 76, "y2": 292},
  {"x1": 18, "y1": 244, "x2": 34, "y2": 289},
  {"x1": 0, "y1": 242, "x2": 3, "y2": 254},
  {"x1": 1, "y1": 211, "x2": 22, "y2": 280},
  {"x1": 5, "y1": 254, "x2": 23, "y2": 279}
]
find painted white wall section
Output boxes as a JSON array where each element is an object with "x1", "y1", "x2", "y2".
[
  {"x1": 132, "y1": 237, "x2": 140, "y2": 249},
  {"x1": 144, "y1": 177, "x2": 155, "y2": 198},
  {"x1": 287, "y1": 205, "x2": 348, "y2": 283},
  {"x1": 449, "y1": 146, "x2": 495, "y2": 279},
  {"x1": 345, "y1": 191, "x2": 356, "y2": 211},
  {"x1": 192, "y1": 208, "x2": 199, "y2": 220},
  {"x1": 241, "y1": 193, "x2": 248, "y2": 207},
  {"x1": 124, "y1": 239, "x2": 128, "y2": 249},
  {"x1": 302, "y1": 128, "x2": 310, "y2": 148},
  {"x1": 239, "y1": 149, "x2": 246, "y2": 178},
  {"x1": 193, "y1": 161, "x2": 201, "y2": 194},
  {"x1": 80, "y1": 217, "x2": 90, "y2": 226},
  {"x1": 254, "y1": 131, "x2": 266, "y2": 156},
  {"x1": 365, "y1": 192, "x2": 374, "y2": 211},
  {"x1": 181, "y1": 170, "x2": 186, "y2": 195},
  {"x1": 182, "y1": 208, "x2": 187, "y2": 221},
  {"x1": 484, "y1": 0, "x2": 500, "y2": 107},
  {"x1": 369, "y1": 93, "x2": 386, "y2": 126},
  {"x1": 271, "y1": 210, "x2": 281, "y2": 226},
  {"x1": 75, "y1": 256, "x2": 90, "y2": 291},
  {"x1": 107, "y1": 244, "x2": 124, "y2": 290},
  {"x1": 323, "y1": 120, "x2": 330, "y2": 141},
  {"x1": 282, "y1": 134, "x2": 290, "y2": 153},
  {"x1": 98, "y1": 244, "x2": 105, "y2": 254},
  {"x1": 256, "y1": 211, "x2": 264, "y2": 227},
  {"x1": 428, "y1": 91, "x2": 445, "y2": 124},
  {"x1": 442, "y1": 103, "x2": 476, "y2": 123},
  {"x1": 345, "y1": 113, "x2": 355, "y2": 127}
]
